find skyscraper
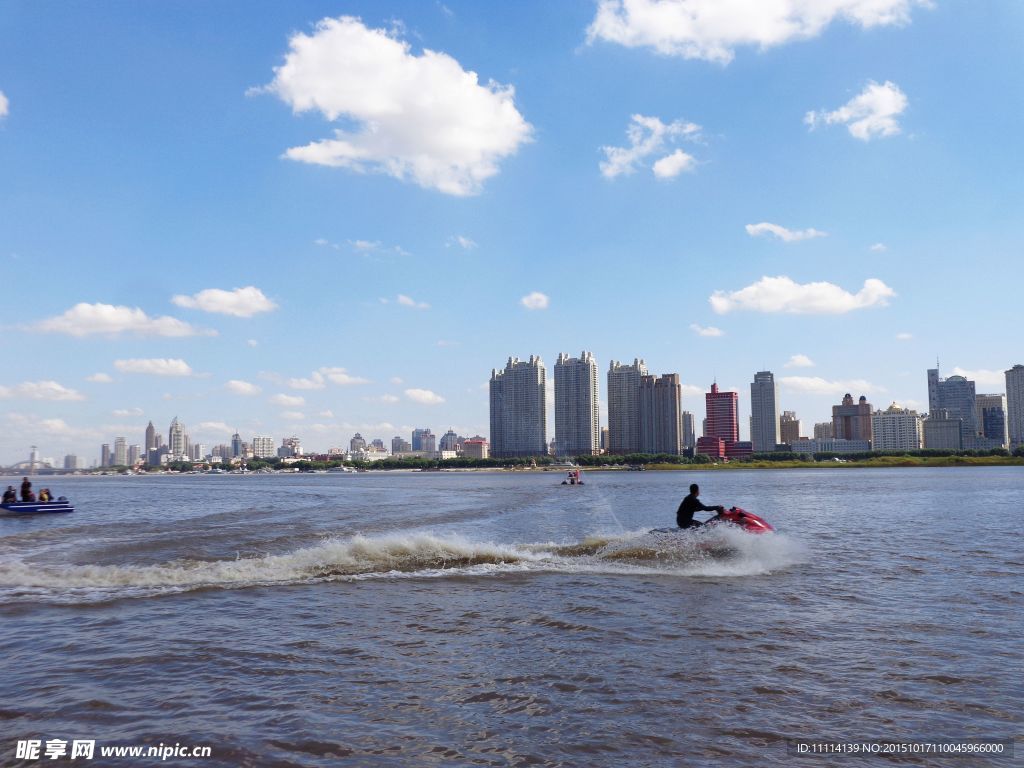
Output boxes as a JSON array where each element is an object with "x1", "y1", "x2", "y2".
[
  {"x1": 100, "y1": 443, "x2": 111, "y2": 467},
  {"x1": 813, "y1": 422, "x2": 834, "y2": 440},
  {"x1": 639, "y1": 373, "x2": 683, "y2": 455},
  {"x1": 1006, "y1": 364, "x2": 1024, "y2": 449},
  {"x1": 682, "y1": 411, "x2": 695, "y2": 449},
  {"x1": 554, "y1": 351, "x2": 599, "y2": 457},
  {"x1": 231, "y1": 432, "x2": 243, "y2": 459},
  {"x1": 927, "y1": 366, "x2": 977, "y2": 437},
  {"x1": 350, "y1": 433, "x2": 367, "y2": 452},
  {"x1": 750, "y1": 371, "x2": 780, "y2": 453},
  {"x1": 411, "y1": 428, "x2": 435, "y2": 452},
  {"x1": 489, "y1": 355, "x2": 547, "y2": 458},
  {"x1": 114, "y1": 437, "x2": 127, "y2": 466},
  {"x1": 607, "y1": 358, "x2": 648, "y2": 454},
  {"x1": 252, "y1": 436, "x2": 275, "y2": 458},
  {"x1": 391, "y1": 436, "x2": 411, "y2": 454},
  {"x1": 832, "y1": 394, "x2": 873, "y2": 444},
  {"x1": 975, "y1": 393, "x2": 1008, "y2": 447},
  {"x1": 779, "y1": 411, "x2": 800, "y2": 446},
  {"x1": 439, "y1": 429, "x2": 460, "y2": 453},
  {"x1": 704, "y1": 383, "x2": 739, "y2": 442},
  {"x1": 168, "y1": 417, "x2": 187, "y2": 459},
  {"x1": 145, "y1": 421, "x2": 157, "y2": 452}
]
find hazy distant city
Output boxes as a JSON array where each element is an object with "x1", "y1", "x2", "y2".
[{"x1": 14, "y1": 358, "x2": 1024, "y2": 473}]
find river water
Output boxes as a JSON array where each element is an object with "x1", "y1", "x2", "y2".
[{"x1": 0, "y1": 468, "x2": 1020, "y2": 766}]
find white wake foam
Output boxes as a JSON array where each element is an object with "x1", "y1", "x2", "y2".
[{"x1": 0, "y1": 528, "x2": 806, "y2": 602}]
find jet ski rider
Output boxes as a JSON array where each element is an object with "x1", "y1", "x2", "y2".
[{"x1": 676, "y1": 484, "x2": 724, "y2": 529}]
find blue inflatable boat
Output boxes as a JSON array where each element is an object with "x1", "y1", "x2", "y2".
[{"x1": 0, "y1": 498, "x2": 74, "y2": 516}]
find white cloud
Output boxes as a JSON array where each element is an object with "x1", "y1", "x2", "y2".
[
  {"x1": 246, "y1": 339, "x2": 259, "y2": 348},
  {"x1": 710, "y1": 276, "x2": 895, "y2": 314},
  {"x1": 587, "y1": 0, "x2": 928, "y2": 63},
  {"x1": 365, "y1": 394, "x2": 401, "y2": 404},
  {"x1": 114, "y1": 358, "x2": 194, "y2": 377},
  {"x1": 396, "y1": 294, "x2": 430, "y2": 310},
  {"x1": 86, "y1": 373, "x2": 113, "y2": 383},
  {"x1": 319, "y1": 410, "x2": 335, "y2": 418},
  {"x1": 270, "y1": 393, "x2": 305, "y2": 407},
  {"x1": 447, "y1": 235, "x2": 478, "y2": 250},
  {"x1": 781, "y1": 376, "x2": 884, "y2": 395},
  {"x1": 680, "y1": 383, "x2": 705, "y2": 397},
  {"x1": 896, "y1": 332, "x2": 913, "y2": 341},
  {"x1": 521, "y1": 291, "x2": 550, "y2": 310},
  {"x1": 288, "y1": 367, "x2": 370, "y2": 389},
  {"x1": 225, "y1": 379, "x2": 262, "y2": 396},
  {"x1": 390, "y1": 377, "x2": 404, "y2": 385},
  {"x1": 196, "y1": 421, "x2": 236, "y2": 435},
  {"x1": 280, "y1": 411, "x2": 306, "y2": 421},
  {"x1": 689, "y1": 323, "x2": 724, "y2": 337},
  {"x1": 172, "y1": 286, "x2": 277, "y2": 317},
  {"x1": 112, "y1": 407, "x2": 144, "y2": 417},
  {"x1": 437, "y1": 340, "x2": 460, "y2": 347},
  {"x1": 0, "y1": 380, "x2": 86, "y2": 401},
  {"x1": 406, "y1": 388, "x2": 445, "y2": 405},
  {"x1": 600, "y1": 114, "x2": 701, "y2": 179},
  {"x1": 745, "y1": 222, "x2": 827, "y2": 242},
  {"x1": 870, "y1": 242, "x2": 888, "y2": 252},
  {"x1": 350, "y1": 239, "x2": 381, "y2": 252},
  {"x1": 34, "y1": 303, "x2": 213, "y2": 337},
  {"x1": 287, "y1": 373, "x2": 326, "y2": 390},
  {"x1": 652, "y1": 149, "x2": 697, "y2": 179},
  {"x1": 951, "y1": 367, "x2": 1005, "y2": 387},
  {"x1": 805, "y1": 80, "x2": 908, "y2": 140},
  {"x1": 0, "y1": 91, "x2": 8, "y2": 118},
  {"x1": 785, "y1": 354, "x2": 815, "y2": 368},
  {"x1": 260, "y1": 16, "x2": 532, "y2": 196}
]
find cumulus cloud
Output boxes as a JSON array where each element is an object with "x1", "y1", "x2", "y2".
[
  {"x1": 805, "y1": 80, "x2": 908, "y2": 140},
  {"x1": 86, "y1": 373, "x2": 113, "y2": 383},
  {"x1": 225, "y1": 379, "x2": 261, "y2": 396},
  {"x1": 689, "y1": 323, "x2": 724, "y2": 337},
  {"x1": 33, "y1": 303, "x2": 213, "y2": 337},
  {"x1": 0, "y1": 91, "x2": 8, "y2": 118},
  {"x1": 781, "y1": 376, "x2": 884, "y2": 395},
  {"x1": 396, "y1": 294, "x2": 430, "y2": 310},
  {"x1": 785, "y1": 354, "x2": 815, "y2": 368},
  {"x1": 680, "y1": 383, "x2": 705, "y2": 397},
  {"x1": 280, "y1": 411, "x2": 306, "y2": 421},
  {"x1": 521, "y1": 291, "x2": 550, "y2": 310},
  {"x1": 114, "y1": 358, "x2": 194, "y2": 377},
  {"x1": 172, "y1": 286, "x2": 277, "y2": 317},
  {"x1": 247, "y1": 339, "x2": 259, "y2": 348},
  {"x1": 710, "y1": 276, "x2": 895, "y2": 314},
  {"x1": 896, "y1": 332, "x2": 913, "y2": 341},
  {"x1": 600, "y1": 114, "x2": 701, "y2": 179},
  {"x1": 196, "y1": 421, "x2": 236, "y2": 435},
  {"x1": 951, "y1": 367, "x2": 1006, "y2": 387},
  {"x1": 287, "y1": 367, "x2": 370, "y2": 389},
  {"x1": 745, "y1": 222, "x2": 827, "y2": 242},
  {"x1": 587, "y1": 0, "x2": 928, "y2": 63},
  {"x1": 870, "y1": 242, "x2": 888, "y2": 252},
  {"x1": 270, "y1": 393, "x2": 305, "y2": 407},
  {"x1": 0, "y1": 380, "x2": 85, "y2": 401},
  {"x1": 113, "y1": 407, "x2": 144, "y2": 417},
  {"x1": 406, "y1": 388, "x2": 445, "y2": 405},
  {"x1": 259, "y1": 16, "x2": 532, "y2": 196},
  {"x1": 447, "y1": 235, "x2": 478, "y2": 250}
]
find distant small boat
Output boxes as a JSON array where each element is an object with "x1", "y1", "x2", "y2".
[
  {"x1": 1, "y1": 498, "x2": 75, "y2": 516},
  {"x1": 328, "y1": 466, "x2": 357, "y2": 473},
  {"x1": 205, "y1": 468, "x2": 227, "y2": 474}
]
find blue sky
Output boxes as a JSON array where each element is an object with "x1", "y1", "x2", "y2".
[{"x1": 1, "y1": 1, "x2": 1022, "y2": 464}]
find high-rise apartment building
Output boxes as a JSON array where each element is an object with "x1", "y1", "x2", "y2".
[
  {"x1": 350, "y1": 433, "x2": 367, "y2": 452},
  {"x1": 779, "y1": 411, "x2": 800, "y2": 446},
  {"x1": 64, "y1": 454, "x2": 79, "y2": 470},
  {"x1": 1006, "y1": 364, "x2": 1024, "y2": 449},
  {"x1": 607, "y1": 359, "x2": 648, "y2": 454},
  {"x1": 750, "y1": 371, "x2": 780, "y2": 453},
  {"x1": 832, "y1": 394, "x2": 873, "y2": 444},
  {"x1": 975, "y1": 394, "x2": 1008, "y2": 448},
  {"x1": 100, "y1": 443, "x2": 111, "y2": 467},
  {"x1": 871, "y1": 404, "x2": 922, "y2": 451},
  {"x1": 554, "y1": 351, "x2": 599, "y2": 457},
  {"x1": 411, "y1": 429, "x2": 435, "y2": 452},
  {"x1": 814, "y1": 422, "x2": 834, "y2": 440},
  {"x1": 252, "y1": 436, "x2": 275, "y2": 458},
  {"x1": 439, "y1": 429, "x2": 460, "y2": 453},
  {"x1": 128, "y1": 445, "x2": 141, "y2": 465},
  {"x1": 230, "y1": 432, "x2": 243, "y2": 459},
  {"x1": 278, "y1": 436, "x2": 302, "y2": 458},
  {"x1": 489, "y1": 355, "x2": 547, "y2": 458},
  {"x1": 927, "y1": 367, "x2": 977, "y2": 437},
  {"x1": 639, "y1": 373, "x2": 683, "y2": 455},
  {"x1": 923, "y1": 409, "x2": 962, "y2": 450},
  {"x1": 114, "y1": 437, "x2": 127, "y2": 466},
  {"x1": 391, "y1": 436, "x2": 412, "y2": 454}
]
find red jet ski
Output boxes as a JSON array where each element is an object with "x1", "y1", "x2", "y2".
[{"x1": 705, "y1": 506, "x2": 774, "y2": 533}]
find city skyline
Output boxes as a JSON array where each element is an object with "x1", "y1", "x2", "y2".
[{"x1": 2, "y1": 2, "x2": 1022, "y2": 464}]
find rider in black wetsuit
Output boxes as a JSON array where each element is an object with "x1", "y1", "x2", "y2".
[{"x1": 676, "y1": 484, "x2": 724, "y2": 529}]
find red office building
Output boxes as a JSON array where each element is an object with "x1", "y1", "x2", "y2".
[{"x1": 697, "y1": 383, "x2": 742, "y2": 459}]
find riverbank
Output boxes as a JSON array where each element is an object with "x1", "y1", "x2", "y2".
[{"x1": 643, "y1": 455, "x2": 1024, "y2": 470}]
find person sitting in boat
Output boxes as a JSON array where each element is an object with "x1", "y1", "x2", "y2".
[
  {"x1": 676, "y1": 483, "x2": 724, "y2": 529},
  {"x1": 20, "y1": 477, "x2": 32, "y2": 502},
  {"x1": 23, "y1": 489, "x2": 36, "y2": 502},
  {"x1": 38, "y1": 488, "x2": 51, "y2": 502},
  {"x1": 2, "y1": 486, "x2": 15, "y2": 503}
]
